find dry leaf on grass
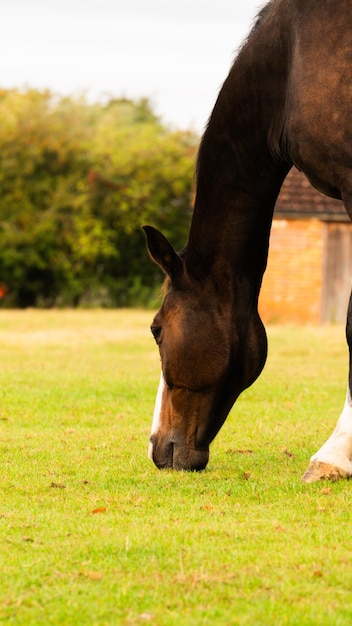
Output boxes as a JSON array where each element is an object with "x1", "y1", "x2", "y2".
[
  {"x1": 282, "y1": 448, "x2": 296, "y2": 459},
  {"x1": 227, "y1": 449, "x2": 253, "y2": 455},
  {"x1": 91, "y1": 506, "x2": 107, "y2": 514}
]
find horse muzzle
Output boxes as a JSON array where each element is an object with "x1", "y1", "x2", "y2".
[{"x1": 149, "y1": 435, "x2": 209, "y2": 471}]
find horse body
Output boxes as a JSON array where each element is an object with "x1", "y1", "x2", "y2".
[{"x1": 144, "y1": 0, "x2": 352, "y2": 479}]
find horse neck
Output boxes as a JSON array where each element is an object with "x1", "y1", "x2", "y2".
[{"x1": 185, "y1": 1, "x2": 292, "y2": 298}]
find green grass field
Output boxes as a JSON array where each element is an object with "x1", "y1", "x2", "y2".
[{"x1": 1, "y1": 309, "x2": 352, "y2": 625}]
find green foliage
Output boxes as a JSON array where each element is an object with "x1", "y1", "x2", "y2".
[{"x1": 0, "y1": 90, "x2": 197, "y2": 307}]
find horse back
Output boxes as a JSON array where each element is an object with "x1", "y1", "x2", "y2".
[{"x1": 286, "y1": 0, "x2": 352, "y2": 204}]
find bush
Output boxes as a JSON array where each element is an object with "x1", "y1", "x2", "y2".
[{"x1": 0, "y1": 90, "x2": 198, "y2": 307}]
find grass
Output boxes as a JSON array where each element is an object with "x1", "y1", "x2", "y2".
[{"x1": 1, "y1": 309, "x2": 352, "y2": 625}]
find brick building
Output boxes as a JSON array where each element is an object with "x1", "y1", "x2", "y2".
[{"x1": 259, "y1": 167, "x2": 352, "y2": 324}]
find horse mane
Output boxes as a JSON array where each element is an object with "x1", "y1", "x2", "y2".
[
  {"x1": 244, "y1": 1, "x2": 277, "y2": 44},
  {"x1": 195, "y1": 0, "x2": 279, "y2": 188}
]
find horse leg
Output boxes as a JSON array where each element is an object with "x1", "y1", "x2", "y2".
[{"x1": 302, "y1": 291, "x2": 352, "y2": 482}]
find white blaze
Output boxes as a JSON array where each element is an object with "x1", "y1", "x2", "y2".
[
  {"x1": 310, "y1": 389, "x2": 352, "y2": 475},
  {"x1": 148, "y1": 373, "x2": 165, "y2": 460}
]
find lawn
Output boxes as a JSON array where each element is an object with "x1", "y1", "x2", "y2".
[{"x1": 1, "y1": 309, "x2": 352, "y2": 625}]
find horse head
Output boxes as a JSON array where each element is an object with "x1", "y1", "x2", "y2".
[{"x1": 144, "y1": 225, "x2": 268, "y2": 471}]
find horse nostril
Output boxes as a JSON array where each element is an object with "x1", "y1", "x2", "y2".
[
  {"x1": 148, "y1": 437, "x2": 154, "y2": 460},
  {"x1": 150, "y1": 436, "x2": 174, "y2": 469}
]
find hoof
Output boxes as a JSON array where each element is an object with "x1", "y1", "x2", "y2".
[{"x1": 302, "y1": 461, "x2": 350, "y2": 483}]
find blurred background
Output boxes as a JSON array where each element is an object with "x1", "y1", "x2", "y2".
[{"x1": 0, "y1": 0, "x2": 260, "y2": 308}]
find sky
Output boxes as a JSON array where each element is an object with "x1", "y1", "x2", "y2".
[{"x1": 2, "y1": 0, "x2": 264, "y2": 132}]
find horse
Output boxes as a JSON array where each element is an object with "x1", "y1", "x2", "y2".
[{"x1": 144, "y1": 0, "x2": 352, "y2": 481}]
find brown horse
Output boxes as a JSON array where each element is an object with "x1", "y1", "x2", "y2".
[{"x1": 144, "y1": 0, "x2": 352, "y2": 481}]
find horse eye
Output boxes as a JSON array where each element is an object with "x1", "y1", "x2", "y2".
[{"x1": 150, "y1": 325, "x2": 162, "y2": 344}]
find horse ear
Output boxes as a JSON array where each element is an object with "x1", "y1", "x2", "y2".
[{"x1": 143, "y1": 225, "x2": 183, "y2": 279}]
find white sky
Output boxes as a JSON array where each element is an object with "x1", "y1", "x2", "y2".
[{"x1": 2, "y1": 0, "x2": 264, "y2": 132}]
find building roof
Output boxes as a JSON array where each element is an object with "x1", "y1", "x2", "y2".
[{"x1": 274, "y1": 167, "x2": 347, "y2": 221}]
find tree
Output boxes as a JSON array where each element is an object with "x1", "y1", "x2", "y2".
[{"x1": 0, "y1": 90, "x2": 198, "y2": 307}]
